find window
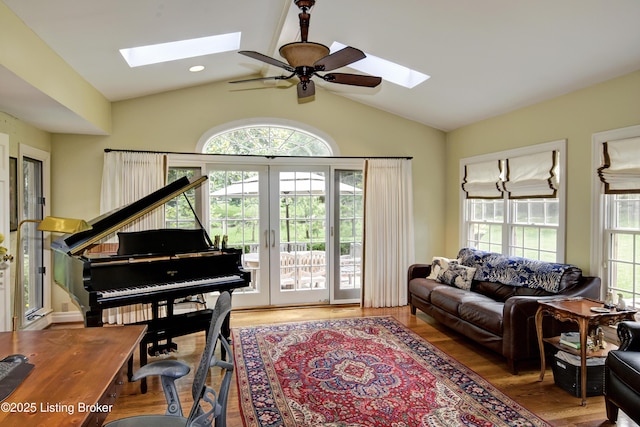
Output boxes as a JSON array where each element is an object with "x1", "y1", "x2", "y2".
[
  {"x1": 169, "y1": 121, "x2": 363, "y2": 305},
  {"x1": 461, "y1": 140, "x2": 565, "y2": 262},
  {"x1": 165, "y1": 167, "x2": 200, "y2": 229},
  {"x1": 22, "y1": 156, "x2": 44, "y2": 318},
  {"x1": 202, "y1": 124, "x2": 332, "y2": 156},
  {"x1": 18, "y1": 144, "x2": 51, "y2": 328},
  {"x1": 604, "y1": 194, "x2": 640, "y2": 308},
  {"x1": 593, "y1": 125, "x2": 640, "y2": 309}
]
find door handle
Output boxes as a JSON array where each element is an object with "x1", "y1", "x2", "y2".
[
  {"x1": 271, "y1": 230, "x2": 275, "y2": 247},
  {"x1": 264, "y1": 230, "x2": 269, "y2": 249}
]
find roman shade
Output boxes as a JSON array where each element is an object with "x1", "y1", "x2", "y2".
[
  {"x1": 598, "y1": 137, "x2": 640, "y2": 194},
  {"x1": 461, "y1": 160, "x2": 503, "y2": 199},
  {"x1": 503, "y1": 150, "x2": 558, "y2": 198}
]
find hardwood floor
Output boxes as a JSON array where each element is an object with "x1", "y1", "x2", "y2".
[{"x1": 102, "y1": 305, "x2": 639, "y2": 426}]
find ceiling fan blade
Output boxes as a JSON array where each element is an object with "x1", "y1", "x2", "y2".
[
  {"x1": 229, "y1": 73, "x2": 295, "y2": 84},
  {"x1": 322, "y1": 73, "x2": 382, "y2": 88},
  {"x1": 314, "y1": 46, "x2": 366, "y2": 71},
  {"x1": 238, "y1": 51, "x2": 295, "y2": 72},
  {"x1": 297, "y1": 80, "x2": 316, "y2": 98}
]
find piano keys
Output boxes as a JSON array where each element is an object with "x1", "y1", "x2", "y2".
[{"x1": 51, "y1": 176, "x2": 250, "y2": 358}]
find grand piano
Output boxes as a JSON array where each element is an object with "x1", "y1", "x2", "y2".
[{"x1": 52, "y1": 175, "x2": 250, "y2": 363}]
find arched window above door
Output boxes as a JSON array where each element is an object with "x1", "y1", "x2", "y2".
[{"x1": 198, "y1": 119, "x2": 335, "y2": 156}]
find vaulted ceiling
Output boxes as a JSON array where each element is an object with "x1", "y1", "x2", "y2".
[{"x1": 1, "y1": 0, "x2": 639, "y2": 135}]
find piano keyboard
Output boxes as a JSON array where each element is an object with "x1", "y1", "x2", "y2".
[{"x1": 97, "y1": 274, "x2": 242, "y2": 300}]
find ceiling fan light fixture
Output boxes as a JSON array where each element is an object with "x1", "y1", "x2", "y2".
[{"x1": 279, "y1": 42, "x2": 329, "y2": 68}]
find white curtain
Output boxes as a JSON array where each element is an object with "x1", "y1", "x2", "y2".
[
  {"x1": 100, "y1": 151, "x2": 166, "y2": 324},
  {"x1": 362, "y1": 158, "x2": 414, "y2": 308},
  {"x1": 598, "y1": 137, "x2": 640, "y2": 193}
]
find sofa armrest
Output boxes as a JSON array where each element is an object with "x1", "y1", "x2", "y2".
[
  {"x1": 561, "y1": 275, "x2": 602, "y2": 299},
  {"x1": 408, "y1": 263, "x2": 431, "y2": 281},
  {"x1": 501, "y1": 275, "x2": 602, "y2": 362},
  {"x1": 617, "y1": 321, "x2": 640, "y2": 351}
]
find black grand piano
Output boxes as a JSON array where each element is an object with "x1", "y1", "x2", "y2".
[{"x1": 52, "y1": 175, "x2": 250, "y2": 365}]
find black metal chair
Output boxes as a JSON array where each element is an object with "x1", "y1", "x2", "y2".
[
  {"x1": 104, "y1": 291, "x2": 234, "y2": 427},
  {"x1": 604, "y1": 320, "x2": 640, "y2": 425}
]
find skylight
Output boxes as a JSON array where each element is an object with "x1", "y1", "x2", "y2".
[
  {"x1": 120, "y1": 32, "x2": 241, "y2": 68},
  {"x1": 330, "y1": 42, "x2": 430, "y2": 89}
]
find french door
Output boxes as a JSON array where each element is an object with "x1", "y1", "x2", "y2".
[{"x1": 206, "y1": 162, "x2": 362, "y2": 307}]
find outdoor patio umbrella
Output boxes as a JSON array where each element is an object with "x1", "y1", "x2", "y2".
[{"x1": 211, "y1": 171, "x2": 360, "y2": 196}]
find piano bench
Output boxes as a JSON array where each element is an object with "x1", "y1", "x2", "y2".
[{"x1": 131, "y1": 309, "x2": 214, "y2": 393}]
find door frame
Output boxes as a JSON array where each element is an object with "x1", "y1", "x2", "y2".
[
  {"x1": 0, "y1": 133, "x2": 11, "y2": 331},
  {"x1": 170, "y1": 154, "x2": 363, "y2": 307}
]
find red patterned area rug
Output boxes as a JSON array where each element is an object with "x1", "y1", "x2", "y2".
[{"x1": 232, "y1": 316, "x2": 550, "y2": 427}]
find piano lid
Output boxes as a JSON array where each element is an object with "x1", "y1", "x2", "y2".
[{"x1": 54, "y1": 176, "x2": 208, "y2": 256}]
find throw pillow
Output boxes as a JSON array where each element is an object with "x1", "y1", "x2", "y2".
[
  {"x1": 437, "y1": 263, "x2": 477, "y2": 290},
  {"x1": 427, "y1": 257, "x2": 455, "y2": 279}
]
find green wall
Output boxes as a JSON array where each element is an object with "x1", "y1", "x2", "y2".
[{"x1": 445, "y1": 70, "x2": 640, "y2": 273}]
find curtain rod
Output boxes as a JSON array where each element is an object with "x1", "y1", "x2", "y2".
[{"x1": 104, "y1": 148, "x2": 412, "y2": 160}]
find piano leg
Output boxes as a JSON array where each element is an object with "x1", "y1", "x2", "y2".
[{"x1": 85, "y1": 310, "x2": 103, "y2": 327}]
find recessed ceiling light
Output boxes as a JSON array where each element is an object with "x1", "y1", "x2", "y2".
[
  {"x1": 330, "y1": 42, "x2": 430, "y2": 89},
  {"x1": 189, "y1": 65, "x2": 205, "y2": 72},
  {"x1": 120, "y1": 32, "x2": 241, "y2": 68}
]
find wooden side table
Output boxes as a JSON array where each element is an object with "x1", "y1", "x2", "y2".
[{"x1": 535, "y1": 297, "x2": 636, "y2": 406}]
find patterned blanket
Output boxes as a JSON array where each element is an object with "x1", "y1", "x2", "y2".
[{"x1": 457, "y1": 248, "x2": 574, "y2": 293}]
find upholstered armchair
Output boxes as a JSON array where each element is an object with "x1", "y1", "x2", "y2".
[{"x1": 604, "y1": 321, "x2": 640, "y2": 424}]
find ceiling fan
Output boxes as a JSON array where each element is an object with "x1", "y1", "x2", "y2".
[{"x1": 230, "y1": 0, "x2": 382, "y2": 99}]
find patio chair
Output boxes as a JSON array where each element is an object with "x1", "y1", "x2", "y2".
[
  {"x1": 279, "y1": 252, "x2": 297, "y2": 289},
  {"x1": 297, "y1": 250, "x2": 326, "y2": 288}
]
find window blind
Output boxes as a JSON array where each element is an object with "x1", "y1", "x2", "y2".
[
  {"x1": 598, "y1": 137, "x2": 640, "y2": 194},
  {"x1": 503, "y1": 150, "x2": 558, "y2": 198},
  {"x1": 461, "y1": 160, "x2": 503, "y2": 199}
]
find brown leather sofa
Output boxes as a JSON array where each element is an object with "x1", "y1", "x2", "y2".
[
  {"x1": 605, "y1": 321, "x2": 640, "y2": 424},
  {"x1": 408, "y1": 249, "x2": 601, "y2": 373}
]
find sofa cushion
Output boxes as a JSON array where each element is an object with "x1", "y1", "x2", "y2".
[
  {"x1": 427, "y1": 257, "x2": 455, "y2": 279},
  {"x1": 472, "y1": 280, "x2": 516, "y2": 302},
  {"x1": 458, "y1": 300, "x2": 504, "y2": 336},
  {"x1": 437, "y1": 263, "x2": 476, "y2": 290},
  {"x1": 430, "y1": 286, "x2": 488, "y2": 316},
  {"x1": 408, "y1": 278, "x2": 444, "y2": 303}
]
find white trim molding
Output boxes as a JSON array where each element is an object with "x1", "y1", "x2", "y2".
[{"x1": 591, "y1": 124, "x2": 640, "y2": 282}]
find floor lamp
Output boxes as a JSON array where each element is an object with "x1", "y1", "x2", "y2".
[{"x1": 13, "y1": 216, "x2": 91, "y2": 332}]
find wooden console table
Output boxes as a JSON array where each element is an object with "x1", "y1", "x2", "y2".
[
  {"x1": 0, "y1": 325, "x2": 146, "y2": 427},
  {"x1": 535, "y1": 298, "x2": 636, "y2": 405}
]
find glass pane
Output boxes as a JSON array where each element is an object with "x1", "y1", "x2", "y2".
[
  {"x1": 612, "y1": 233, "x2": 634, "y2": 262},
  {"x1": 165, "y1": 168, "x2": 198, "y2": 229},
  {"x1": 540, "y1": 229, "x2": 557, "y2": 252},
  {"x1": 22, "y1": 157, "x2": 44, "y2": 317},
  {"x1": 204, "y1": 125, "x2": 332, "y2": 156},
  {"x1": 209, "y1": 169, "x2": 262, "y2": 293},
  {"x1": 335, "y1": 170, "x2": 363, "y2": 295},
  {"x1": 523, "y1": 227, "x2": 540, "y2": 248},
  {"x1": 279, "y1": 171, "x2": 327, "y2": 291},
  {"x1": 545, "y1": 201, "x2": 559, "y2": 225},
  {"x1": 614, "y1": 195, "x2": 640, "y2": 230}
]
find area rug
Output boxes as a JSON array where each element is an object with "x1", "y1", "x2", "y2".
[{"x1": 232, "y1": 316, "x2": 550, "y2": 427}]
